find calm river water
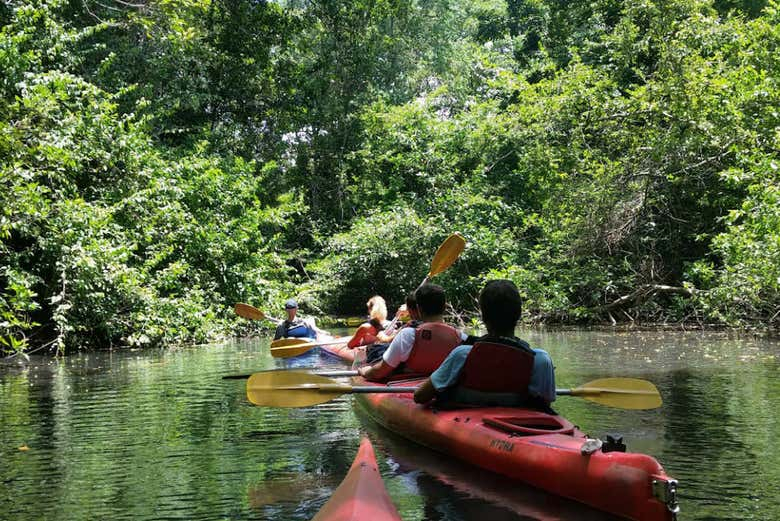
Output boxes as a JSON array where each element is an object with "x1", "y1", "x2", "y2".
[{"x1": 1, "y1": 329, "x2": 778, "y2": 520}]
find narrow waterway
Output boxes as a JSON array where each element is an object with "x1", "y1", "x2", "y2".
[{"x1": 1, "y1": 330, "x2": 778, "y2": 520}]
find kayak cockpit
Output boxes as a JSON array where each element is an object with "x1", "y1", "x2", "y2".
[{"x1": 482, "y1": 413, "x2": 576, "y2": 436}]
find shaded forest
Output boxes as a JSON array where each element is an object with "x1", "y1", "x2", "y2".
[{"x1": 1, "y1": 0, "x2": 778, "y2": 353}]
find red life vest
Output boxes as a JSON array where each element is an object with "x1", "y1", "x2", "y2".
[
  {"x1": 347, "y1": 323, "x2": 379, "y2": 348},
  {"x1": 347, "y1": 319, "x2": 388, "y2": 348},
  {"x1": 458, "y1": 339, "x2": 535, "y2": 395},
  {"x1": 404, "y1": 322, "x2": 462, "y2": 374}
]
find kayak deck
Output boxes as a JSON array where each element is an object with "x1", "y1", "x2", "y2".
[
  {"x1": 312, "y1": 437, "x2": 401, "y2": 521},
  {"x1": 353, "y1": 376, "x2": 679, "y2": 521}
]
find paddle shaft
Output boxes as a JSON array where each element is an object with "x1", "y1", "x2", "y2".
[
  {"x1": 310, "y1": 386, "x2": 653, "y2": 397},
  {"x1": 270, "y1": 336, "x2": 349, "y2": 348},
  {"x1": 350, "y1": 386, "x2": 417, "y2": 394},
  {"x1": 382, "y1": 275, "x2": 430, "y2": 334},
  {"x1": 224, "y1": 370, "x2": 357, "y2": 380},
  {"x1": 383, "y1": 234, "x2": 465, "y2": 335},
  {"x1": 301, "y1": 337, "x2": 349, "y2": 347},
  {"x1": 232, "y1": 372, "x2": 652, "y2": 398},
  {"x1": 270, "y1": 340, "x2": 349, "y2": 358},
  {"x1": 332, "y1": 386, "x2": 648, "y2": 397},
  {"x1": 245, "y1": 370, "x2": 661, "y2": 409},
  {"x1": 334, "y1": 385, "x2": 659, "y2": 398}
]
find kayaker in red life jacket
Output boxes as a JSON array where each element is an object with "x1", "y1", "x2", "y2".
[
  {"x1": 272, "y1": 299, "x2": 326, "y2": 340},
  {"x1": 347, "y1": 295, "x2": 393, "y2": 348},
  {"x1": 357, "y1": 284, "x2": 467, "y2": 382},
  {"x1": 413, "y1": 280, "x2": 556, "y2": 411}
]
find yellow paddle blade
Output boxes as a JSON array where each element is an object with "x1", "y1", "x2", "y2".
[
  {"x1": 269, "y1": 337, "x2": 350, "y2": 357},
  {"x1": 270, "y1": 337, "x2": 314, "y2": 348},
  {"x1": 247, "y1": 371, "x2": 352, "y2": 407},
  {"x1": 428, "y1": 233, "x2": 466, "y2": 278},
  {"x1": 234, "y1": 303, "x2": 266, "y2": 321},
  {"x1": 270, "y1": 343, "x2": 317, "y2": 358},
  {"x1": 571, "y1": 378, "x2": 662, "y2": 410}
]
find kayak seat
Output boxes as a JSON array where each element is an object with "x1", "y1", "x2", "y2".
[
  {"x1": 406, "y1": 322, "x2": 463, "y2": 374},
  {"x1": 459, "y1": 340, "x2": 535, "y2": 395},
  {"x1": 483, "y1": 414, "x2": 575, "y2": 436}
]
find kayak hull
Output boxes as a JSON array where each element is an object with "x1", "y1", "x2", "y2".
[
  {"x1": 312, "y1": 437, "x2": 401, "y2": 521},
  {"x1": 319, "y1": 341, "x2": 356, "y2": 363},
  {"x1": 354, "y1": 377, "x2": 678, "y2": 521}
]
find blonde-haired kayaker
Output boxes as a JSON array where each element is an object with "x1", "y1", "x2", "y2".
[
  {"x1": 347, "y1": 295, "x2": 393, "y2": 348},
  {"x1": 362, "y1": 292, "x2": 419, "y2": 364}
]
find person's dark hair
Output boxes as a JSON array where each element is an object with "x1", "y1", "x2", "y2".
[
  {"x1": 405, "y1": 292, "x2": 417, "y2": 310},
  {"x1": 479, "y1": 280, "x2": 522, "y2": 333},
  {"x1": 414, "y1": 283, "x2": 446, "y2": 317}
]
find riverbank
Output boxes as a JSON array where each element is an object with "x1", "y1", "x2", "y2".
[{"x1": 3, "y1": 309, "x2": 777, "y2": 360}]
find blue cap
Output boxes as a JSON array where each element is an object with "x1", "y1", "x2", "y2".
[{"x1": 285, "y1": 299, "x2": 298, "y2": 309}]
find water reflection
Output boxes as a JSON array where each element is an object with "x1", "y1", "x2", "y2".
[{"x1": 0, "y1": 331, "x2": 778, "y2": 520}]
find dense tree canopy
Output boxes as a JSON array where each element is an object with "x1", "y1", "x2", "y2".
[{"x1": 2, "y1": 0, "x2": 778, "y2": 354}]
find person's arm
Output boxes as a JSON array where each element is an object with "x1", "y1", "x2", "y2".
[
  {"x1": 358, "y1": 360, "x2": 395, "y2": 382},
  {"x1": 358, "y1": 327, "x2": 414, "y2": 382},
  {"x1": 374, "y1": 329, "x2": 396, "y2": 343},
  {"x1": 304, "y1": 317, "x2": 328, "y2": 336},
  {"x1": 273, "y1": 322, "x2": 286, "y2": 340},
  {"x1": 413, "y1": 345, "x2": 471, "y2": 404},
  {"x1": 347, "y1": 324, "x2": 366, "y2": 348},
  {"x1": 413, "y1": 378, "x2": 437, "y2": 403},
  {"x1": 529, "y1": 348, "x2": 556, "y2": 404}
]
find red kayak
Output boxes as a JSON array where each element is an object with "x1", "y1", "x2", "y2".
[
  {"x1": 319, "y1": 341, "x2": 357, "y2": 363},
  {"x1": 312, "y1": 437, "x2": 402, "y2": 521},
  {"x1": 353, "y1": 376, "x2": 679, "y2": 521}
]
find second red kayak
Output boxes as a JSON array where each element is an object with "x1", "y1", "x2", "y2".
[{"x1": 312, "y1": 437, "x2": 401, "y2": 521}]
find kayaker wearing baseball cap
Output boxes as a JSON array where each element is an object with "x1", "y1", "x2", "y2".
[
  {"x1": 273, "y1": 298, "x2": 323, "y2": 340},
  {"x1": 358, "y1": 284, "x2": 467, "y2": 382},
  {"x1": 413, "y1": 279, "x2": 556, "y2": 410}
]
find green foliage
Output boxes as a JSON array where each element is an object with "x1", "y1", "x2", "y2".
[
  {"x1": 0, "y1": 19, "x2": 305, "y2": 352},
  {"x1": 697, "y1": 158, "x2": 780, "y2": 324},
  {"x1": 3, "y1": 0, "x2": 779, "y2": 353},
  {"x1": 313, "y1": 0, "x2": 780, "y2": 326}
]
